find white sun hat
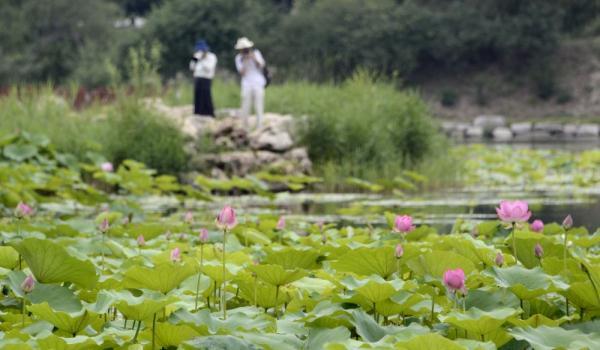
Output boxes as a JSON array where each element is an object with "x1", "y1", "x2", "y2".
[{"x1": 234, "y1": 37, "x2": 254, "y2": 50}]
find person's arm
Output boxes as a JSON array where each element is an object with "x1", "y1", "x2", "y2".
[
  {"x1": 235, "y1": 54, "x2": 246, "y2": 75},
  {"x1": 204, "y1": 54, "x2": 217, "y2": 77},
  {"x1": 189, "y1": 59, "x2": 196, "y2": 72},
  {"x1": 252, "y1": 49, "x2": 265, "y2": 68}
]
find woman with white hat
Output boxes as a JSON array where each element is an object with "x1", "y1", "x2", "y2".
[
  {"x1": 234, "y1": 37, "x2": 266, "y2": 128},
  {"x1": 190, "y1": 39, "x2": 217, "y2": 116}
]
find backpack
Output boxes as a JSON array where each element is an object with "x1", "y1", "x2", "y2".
[{"x1": 263, "y1": 64, "x2": 272, "y2": 88}]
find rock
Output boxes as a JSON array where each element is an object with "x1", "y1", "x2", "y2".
[
  {"x1": 492, "y1": 127, "x2": 513, "y2": 141},
  {"x1": 216, "y1": 151, "x2": 256, "y2": 176},
  {"x1": 465, "y1": 126, "x2": 484, "y2": 138},
  {"x1": 510, "y1": 122, "x2": 532, "y2": 135},
  {"x1": 533, "y1": 122, "x2": 563, "y2": 135},
  {"x1": 563, "y1": 124, "x2": 578, "y2": 136},
  {"x1": 285, "y1": 148, "x2": 312, "y2": 172},
  {"x1": 249, "y1": 128, "x2": 294, "y2": 152},
  {"x1": 577, "y1": 124, "x2": 599, "y2": 137},
  {"x1": 473, "y1": 115, "x2": 506, "y2": 130},
  {"x1": 215, "y1": 136, "x2": 236, "y2": 149}
]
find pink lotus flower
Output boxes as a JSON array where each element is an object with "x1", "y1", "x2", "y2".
[
  {"x1": 21, "y1": 275, "x2": 35, "y2": 293},
  {"x1": 199, "y1": 228, "x2": 209, "y2": 243},
  {"x1": 395, "y1": 244, "x2": 404, "y2": 258},
  {"x1": 216, "y1": 205, "x2": 237, "y2": 230},
  {"x1": 15, "y1": 202, "x2": 33, "y2": 218},
  {"x1": 99, "y1": 218, "x2": 110, "y2": 233},
  {"x1": 495, "y1": 252, "x2": 504, "y2": 267},
  {"x1": 443, "y1": 268, "x2": 466, "y2": 294},
  {"x1": 137, "y1": 234, "x2": 145, "y2": 247},
  {"x1": 496, "y1": 200, "x2": 532, "y2": 223},
  {"x1": 531, "y1": 220, "x2": 544, "y2": 233},
  {"x1": 393, "y1": 215, "x2": 415, "y2": 233},
  {"x1": 100, "y1": 162, "x2": 114, "y2": 172},
  {"x1": 534, "y1": 243, "x2": 544, "y2": 259},
  {"x1": 170, "y1": 247, "x2": 181, "y2": 262},
  {"x1": 562, "y1": 215, "x2": 573, "y2": 230},
  {"x1": 184, "y1": 211, "x2": 194, "y2": 224},
  {"x1": 276, "y1": 216, "x2": 286, "y2": 230}
]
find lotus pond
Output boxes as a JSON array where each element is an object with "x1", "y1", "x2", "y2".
[{"x1": 0, "y1": 133, "x2": 600, "y2": 349}]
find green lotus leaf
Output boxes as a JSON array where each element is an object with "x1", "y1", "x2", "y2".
[
  {"x1": 10, "y1": 238, "x2": 97, "y2": 289},
  {"x1": 508, "y1": 313, "x2": 567, "y2": 328},
  {"x1": 28, "y1": 302, "x2": 97, "y2": 335},
  {"x1": 306, "y1": 327, "x2": 351, "y2": 350},
  {"x1": 236, "y1": 228, "x2": 271, "y2": 245},
  {"x1": 123, "y1": 261, "x2": 197, "y2": 293},
  {"x1": 300, "y1": 301, "x2": 353, "y2": 329},
  {"x1": 4, "y1": 143, "x2": 38, "y2": 161},
  {"x1": 509, "y1": 325, "x2": 600, "y2": 350},
  {"x1": 142, "y1": 322, "x2": 200, "y2": 348},
  {"x1": 172, "y1": 308, "x2": 275, "y2": 335},
  {"x1": 487, "y1": 266, "x2": 562, "y2": 300},
  {"x1": 396, "y1": 333, "x2": 465, "y2": 350},
  {"x1": 388, "y1": 291, "x2": 427, "y2": 315},
  {"x1": 0, "y1": 246, "x2": 19, "y2": 269},
  {"x1": 183, "y1": 335, "x2": 260, "y2": 350},
  {"x1": 579, "y1": 259, "x2": 600, "y2": 305},
  {"x1": 35, "y1": 333, "x2": 104, "y2": 350},
  {"x1": 439, "y1": 307, "x2": 519, "y2": 336},
  {"x1": 573, "y1": 232, "x2": 600, "y2": 249},
  {"x1": 7, "y1": 271, "x2": 82, "y2": 312},
  {"x1": 356, "y1": 280, "x2": 396, "y2": 304},
  {"x1": 201, "y1": 264, "x2": 235, "y2": 284},
  {"x1": 406, "y1": 250, "x2": 476, "y2": 278},
  {"x1": 511, "y1": 232, "x2": 564, "y2": 269},
  {"x1": 264, "y1": 248, "x2": 320, "y2": 269},
  {"x1": 291, "y1": 276, "x2": 336, "y2": 295},
  {"x1": 541, "y1": 256, "x2": 586, "y2": 280},
  {"x1": 249, "y1": 264, "x2": 306, "y2": 286},
  {"x1": 237, "y1": 280, "x2": 289, "y2": 308},
  {"x1": 464, "y1": 289, "x2": 519, "y2": 311},
  {"x1": 104, "y1": 289, "x2": 177, "y2": 321},
  {"x1": 331, "y1": 247, "x2": 397, "y2": 279},
  {"x1": 566, "y1": 280, "x2": 600, "y2": 309},
  {"x1": 350, "y1": 309, "x2": 428, "y2": 343}
]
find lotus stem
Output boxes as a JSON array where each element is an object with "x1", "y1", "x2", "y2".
[
  {"x1": 254, "y1": 274, "x2": 258, "y2": 307},
  {"x1": 194, "y1": 244, "x2": 204, "y2": 311},
  {"x1": 563, "y1": 229, "x2": 568, "y2": 272},
  {"x1": 222, "y1": 228, "x2": 227, "y2": 320},
  {"x1": 580, "y1": 308, "x2": 585, "y2": 320},
  {"x1": 21, "y1": 298, "x2": 25, "y2": 327},
  {"x1": 123, "y1": 318, "x2": 127, "y2": 329},
  {"x1": 132, "y1": 319, "x2": 142, "y2": 343},
  {"x1": 396, "y1": 259, "x2": 401, "y2": 279},
  {"x1": 511, "y1": 222, "x2": 517, "y2": 263},
  {"x1": 430, "y1": 292, "x2": 435, "y2": 324},
  {"x1": 101, "y1": 232, "x2": 105, "y2": 273},
  {"x1": 152, "y1": 313, "x2": 157, "y2": 350},
  {"x1": 274, "y1": 285, "x2": 280, "y2": 319},
  {"x1": 565, "y1": 296, "x2": 569, "y2": 317}
]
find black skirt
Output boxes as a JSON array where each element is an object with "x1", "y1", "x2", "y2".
[{"x1": 194, "y1": 77, "x2": 214, "y2": 116}]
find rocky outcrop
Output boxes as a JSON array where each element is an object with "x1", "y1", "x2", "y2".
[
  {"x1": 442, "y1": 115, "x2": 600, "y2": 142},
  {"x1": 146, "y1": 98, "x2": 311, "y2": 177}
]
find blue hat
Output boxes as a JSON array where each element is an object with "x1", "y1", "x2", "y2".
[{"x1": 195, "y1": 40, "x2": 209, "y2": 52}]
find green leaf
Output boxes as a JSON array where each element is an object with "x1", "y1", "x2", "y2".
[
  {"x1": 0, "y1": 246, "x2": 19, "y2": 269},
  {"x1": 396, "y1": 333, "x2": 466, "y2": 350},
  {"x1": 265, "y1": 248, "x2": 320, "y2": 269},
  {"x1": 248, "y1": 264, "x2": 306, "y2": 286},
  {"x1": 7, "y1": 271, "x2": 82, "y2": 313},
  {"x1": 145, "y1": 322, "x2": 200, "y2": 348},
  {"x1": 3, "y1": 143, "x2": 38, "y2": 161},
  {"x1": 183, "y1": 335, "x2": 260, "y2": 350},
  {"x1": 306, "y1": 327, "x2": 350, "y2": 350},
  {"x1": 439, "y1": 307, "x2": 519, "y2": 336},
  {"x1": 509, "y1": 326, "x2": 600, "y2": 350},
  {"x1": 406, "y1": 250, "x2": 477, "y2": 278},
  {"x1": 105, "y1": 290, "x2": 178, "y2": 321},
  {"x1": 28, "y1": 302, "x2": 96, "y2": 335},
  {"x1": 123, "y1": 262, "x2": 197, "y2": 294},
  {"x1": 331, "y1": 247, "x2": 397, "y2": 279},
  {"x1": 487, "y1": 266, "x2": 564, "y2": 300},
  {"x1": 10, "y1": 238, "x2": 97, "y2": 289},
  {"x1": 356, "y1": 280, "x2": 396, "y2": 304}
]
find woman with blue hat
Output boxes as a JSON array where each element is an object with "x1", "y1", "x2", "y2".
[{"x1": 189, "y1": 39, "x2": 217, "y2": 116}]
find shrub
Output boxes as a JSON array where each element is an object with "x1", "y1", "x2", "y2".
[{"x1": 440, "y1": 90, "x2": 459, "y2": 107}]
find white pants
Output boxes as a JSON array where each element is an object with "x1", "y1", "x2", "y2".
[{"x1": 240, "y1": 84, "x2": 264, "y2": 128}]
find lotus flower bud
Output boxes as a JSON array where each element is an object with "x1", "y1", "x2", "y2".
[
  {"x1": 534, "y1": 243, "x2": 544, "y2": 259},
  {"x1": 137, "y1": 234, "x2": 145, "y2": 247},
  {"x1": 276, "y1": 216, "x2": 286, "y2": 230},
  {"x1": 99, "y1": 218, "x2": 109, "y2": 234},
  {"x1": 562, "y1": 215, "x2": 573, "y2": 230},
  {"x1": 15, "y1": 202, "x2": 33, "y2": 218},
  {"x1": 393, "y1": 215, "x2": 415, "y2": 233},
  {"x1": 184, "y1": 210, "x2": 194, "y2": 224},
  {"x1": 530, "y1": 220, "x2": 544, "y2": 233},
  {"x1": 21, "y1": 275, "x2": 35, "y2": 293},
  {"x1": 216, "y1": 205, "x2": 237, "y2": 230},
  {"x1": 170, "y1": 247, "x2": 181, "y2": 262},
  {"x1": 496, "y1": 200, "x2": 532, "y2": 223},
  {"x1": 395, "y1": 244, "x2": 404, "y2": 258},
  {"x1": 443, "y1": 268, "x2": 466, "y2": 294},
  {"x1": 100, "y1": 162, "x2": 114, "y2": 172},
  {"x1": 495, "y1": 252, "x2": 504, "y2": 267},
  {"x1": 199, "y1": 228, "x2": 209, "y2": 243}
]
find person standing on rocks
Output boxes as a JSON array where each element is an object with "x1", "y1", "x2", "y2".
[
  {"x1": 190, "y1": 39, "x2": 217, "y2": 117},
  {"x1": 235, "y1": 37, "x2": 266, "y2": 128}
]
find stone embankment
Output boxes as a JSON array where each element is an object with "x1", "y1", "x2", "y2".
[
  {"x1": 442, "y1": 115, "x2": 600, "y2": 142},
  {"x1": 146, "y1": 99, "x2": 311, "y2": 178}
]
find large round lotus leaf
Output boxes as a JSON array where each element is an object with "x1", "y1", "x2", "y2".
[
  {"x1": 541, "y1": 256, "x2": 586, "y2": 280},
  {"x1": 35, "y1": 333, "x2": 102, "y2": 350},
  {"x1": 331, "y1": 247, "x2": 397, "y2": 279},
  {"x1": 465, "y1": 289, "x2": 519, "y2": 311},
  {"x1": 264, "y1": 248, "x2": 320, "y2": 270},
  {"x1": 8, "y1": 271, "x2": 82, "y2": 312},
  {"x1": 306, "y1": 327, "x2": 350, "y2": 350},
  {"x1": 406, "y1": 250, "x2": 477, "y2": 278},
  {"x1": 141, "y1": 322, "x2": 199, "y2": 348},
  {"x1": 3, "y1": 143, "x2": 38, "y2": 161},
  {"x1": 487, "y1": 266, "x2": 560, "y2": 300},
  {"x1": 510, "y1": 231, "x2": 564, "y2": 269},
  {"x1": 396, "y1": 333, "x2": 465, "y2": 350},
  {"x1": 249, "y1": 264, "x2": 306, "y2": 286},
  {"x1": 439, "y1": 307, "x2": 519, "y2": 336},
  {"x1": 237, "y1": 280, "x2": 289, "y2": 308},
  {"x1": 201, "y1": 264, "x2": 235, "y2": 284},
  {"x1": 236, "y1": 228, "x2": 271, "y2": 245},
  {"x1": 106, "y1": 290, "x2": 177, "y2": 321},
  {"x1": 573, "y1": 232, "x2": 600, "y2": 249},
  {"x1": 510, "y1": 325, "x2": 600, "y2": 350},
  {"x1": 0, "y1": 246, "x2": 19, "y2": 269},
  {"x1": 356, "y1": 280, "x2": 396, "y2": 304},
  {"x1": 10, "y1": 238, "x2": 97, "y2": 289},
  {"x1": 566, "y1": 280, "x2": 600, "y2": 309},
  {"x1": 183, "y1": 335, "x2": 260, "y2": 350},
  {"x1": 508, "y1": 314, "x2": 566, "y2": 328},
  {"x1": 123, "y1": 262, "x2": 196, "y2": 294},
  {"x1": 28, "y1": 302, "x2": 96, "y2": 335}
]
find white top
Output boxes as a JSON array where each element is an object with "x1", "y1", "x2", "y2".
[
  {"x1": 190, "y1": 51, "x2": 217, "y2": 79},
  {"x1": 235, "y1": 49, "x2": 266, "y2": 88}
]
